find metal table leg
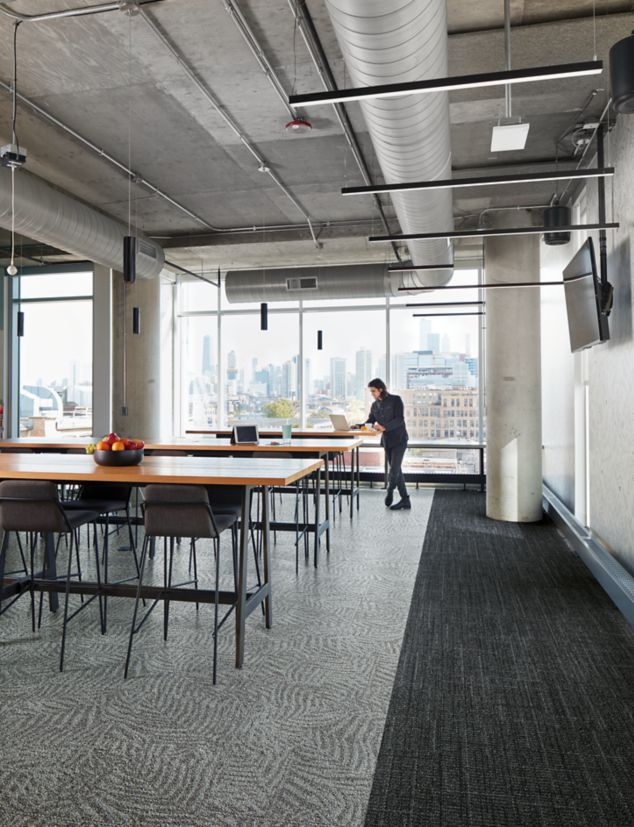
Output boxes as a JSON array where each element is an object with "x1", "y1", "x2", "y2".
[
  {"x1": 261, "y1": 484, "x2": 272, "y2": 629},
  {"x1": 43, "y1": 532, "x2": 59, "y2": 612},
  {"x1": 235, "y1": 485, "x2": 252, "y2": 669}
]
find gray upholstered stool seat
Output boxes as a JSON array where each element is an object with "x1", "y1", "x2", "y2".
[
  {"x1": 125, "y1": 484, "x2": 239, "y2": 683},
  {"x1": 0, "y1": 480, "x2": 103, "y2": 671}
]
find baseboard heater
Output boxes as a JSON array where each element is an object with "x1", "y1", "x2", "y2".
[{"x1": 542, "y1": 484, "x2": 634, "y2": 627}]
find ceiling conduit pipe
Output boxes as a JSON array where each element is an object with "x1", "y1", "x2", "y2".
[
  {"x1": 0, "y1": 167, "x2": 164, "y2": 278},
  {"x1": 324, "y1": 0, "x2": 454, "y2": 293}
]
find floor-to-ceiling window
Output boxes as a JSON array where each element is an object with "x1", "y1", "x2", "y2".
[
  {"x1": 16, "y1": 269, "x2": 93, "y2": 436},
  {"x1": 389, "y1": 267, "x2": 484, "y2": 475},
  {"x1": 175, "y1": 267, "x2": 485, "y2": 475}
]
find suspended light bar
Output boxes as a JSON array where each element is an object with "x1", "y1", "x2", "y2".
[
  {"x1": 289, "y1": 61, "x2": 603, "y2": 109},
  {"x1": 413, "y1": 312, "x2": 484, "y2": 317},
  {"x1": 370, "y1": 222, "x2": 619, "y2": 244},
  {"x1": 407, "y1": 301, "x2": 484, "y2": 307},
  {"x1": 343, "y1": 167, "x2": 615, "y2": 197},
  {"x1": 260, "y1": 302, "x2": 268, "y2": 331},
  {"x1": 388, "y1": 262, "x2": 455, "y2": 272},
  {"x1": 397, "y1": 276, "x2": 586, "y2": 293}
]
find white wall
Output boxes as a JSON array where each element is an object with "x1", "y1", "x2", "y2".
[{"x1": 541, "y1": 117, "x2": 634, "y2": 575}]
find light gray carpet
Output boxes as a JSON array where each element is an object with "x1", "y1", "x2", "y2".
[{"x1": 0, "y1": 489, "x2": 433, "y2": 827}]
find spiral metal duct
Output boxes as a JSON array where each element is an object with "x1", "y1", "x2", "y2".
[
  {"x1": 225, "y1": 264, "x2": 392, "y2": 302},
  {"x1": 325, "y1": 0, "x2": 454, "y2": 291},
  {"x1": 0, "y1": 167, "x2": 164, "y2": 278}
]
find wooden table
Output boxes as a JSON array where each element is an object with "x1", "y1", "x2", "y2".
[
  {"x1": 0, "y1": 452, "x2": 321, "y2": 668},
  {"x1": 185, "y1": 429, "x2": 379, "y2": 515},
  {"x1": 0, "y1": 437, "x2": 365, "y2": 558}
]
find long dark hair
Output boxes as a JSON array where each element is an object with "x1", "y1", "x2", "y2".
[{"x1": 368, "y1": 378, "x2": 388, "y2": 400}]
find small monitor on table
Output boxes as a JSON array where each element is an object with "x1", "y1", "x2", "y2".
[{"x1": 231, "y1": 425, "x2": 260, "y2": 445}]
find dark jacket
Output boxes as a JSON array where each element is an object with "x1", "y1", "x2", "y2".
[{"x1": 366, "y1": 393, "x2": 408, "y2": 449}]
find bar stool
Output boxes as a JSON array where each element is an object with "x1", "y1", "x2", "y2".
[
  {"x1": 124, "y1": 484, "x2": 239, "y2": 683},
  {"x1": 63, "y1": 483, "x2": 141, "y2": 628},
  {"x1": 0, "y1": 480, "x2": 102, "y2": 670}
]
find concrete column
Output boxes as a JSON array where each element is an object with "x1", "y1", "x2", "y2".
[
  {"x1": 484, "y1": 211, "x2": 542, "y2": 522},
  {"x1": 112, "y1": 272, "x2": 161, "y2": 440},
  {"x1": 92, "y1": 265, "x2": 112, "y2": 439}
]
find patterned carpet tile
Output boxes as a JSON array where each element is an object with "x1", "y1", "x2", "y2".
[{"x1": 0, "y1": 489, "x2": 433, "y2": 827}]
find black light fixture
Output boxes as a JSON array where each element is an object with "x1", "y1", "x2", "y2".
[
  {"x1": 610, "y1": 32, "x2": 634, "y2": 113},
  {"x1": 412, "y1": 312, "x2": 484, "y2": 317},
  {"x1": 123, "y1": 235, "x2": 137, "y2": 283},
  {"x1": 132, "y1": 306, "x2": 141, "y2": 335},
  {"x1": 317, "y1": 330, "x2": 323, "y2": 350},
  {"x1": 342, "y1": 167, "x2": 614, "y2": 197},
  {"x1": 407, "y1": 301, "x2": 484, "y2": 307},
  {"x1": 388, "y1": 263, "x2": 454, "y2": 272},
  {"x1": 369, "y1": 222, "x2": 619, "y2": 244},
  {"x1": 397, "y1": 276, "x2": 585, "y2": 293},
  {"x1": 260, "y1": 302, "x2": 268, "y2": 331},
  {"x1": 289, "y1": 60, "x2": 603, "y2": 108},
  {"x1": 17, "y1": 310, "x2": 24, "y2": 337}
]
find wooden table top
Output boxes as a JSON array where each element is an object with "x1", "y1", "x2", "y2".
[
  {"x1": 0, "y1": 436, "x2": 364, "y2": 453},
  {"x1": 185, "y1": 428, "x2": 380, "y2": 439},
  {"x1": 0, "y1": 453, "x2": 323, "y2": 487}
]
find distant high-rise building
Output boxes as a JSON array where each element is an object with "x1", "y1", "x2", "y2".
[
  {"x1": 441, "y1": 334, "x2": 451, "y2": 353},
  {"x1": 202, "y1": 335, "x2": 213, "y2": 375},
  {"x1": 377, "y1": 354, "x2": 387, "y2": 382},
  {"x1": 354, "y1": 348, "x2": 373, "y2": 397},
  {"x1": 304, "y1": 358, "x2": 312, "y2": 398},
  {"x1": 464, "y1": 333, "x2": 473, "y2": 356},
  {"x1": 427, "y1": 333, "x2": 440, "y2": 353},
  {"x1": 330, "y1": 357, "x2": 347, "y2": 399},
  {"x1": 418, "y1": 318, "x2": 432, "y2": 350},
  {"x1": 227, "y1": 350, "x2": 238, "y2": 380}
]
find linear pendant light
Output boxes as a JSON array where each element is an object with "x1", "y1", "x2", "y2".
[
  {"x1": 342, "y1": 167, "x2": 614, "y2": 197},
  {"x1": 289, "y1": 60, "x2": 603, "y2": 108},
  {"x1": 407, "y1": 301, "x2": 485, "y2": 307},
  {"x1": 413, "y1": 312, "x2": 484, "y2": 317},
  {"x1": 370, "y1": 222, "x2": 619, "y2": 244},
  {"x1": 388, "y1": 263, "x2": 455, "y2": 272},
  {"x1": 397, "y1": 277, "x2": 584, "y2": 293}
]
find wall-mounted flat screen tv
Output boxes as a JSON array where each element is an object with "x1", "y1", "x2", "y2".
[{"x1": 563, "y1": 238, "x2": 612, "y2": 352}]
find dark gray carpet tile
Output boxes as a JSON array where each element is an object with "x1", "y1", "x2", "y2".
[
  {"x1": 365, "y1": 490, "x2": 634, "y2": 827},
  {"x1": 0, "y1": 490, "x2": 433, "y2": 827}
]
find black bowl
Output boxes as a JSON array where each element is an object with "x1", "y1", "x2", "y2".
[{"x1": 93, "y1": 448, "x2": 144, "y2": 467}]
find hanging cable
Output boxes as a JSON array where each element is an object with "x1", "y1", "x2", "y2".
[{"x1": 6, "y1": 22, "x2": 22, "y2": 277}]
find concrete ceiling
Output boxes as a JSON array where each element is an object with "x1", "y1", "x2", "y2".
[{"x1": 0, "y1": 0, "x2": 632, "y2": 273}]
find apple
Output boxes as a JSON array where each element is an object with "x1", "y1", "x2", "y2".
[
  {"x1": 105, "y1": 432, "x2": 120, "y2": 446},
  {"x1": 111, "y1": 440, "x2": 126, "y2": 451},
  {"x1": 123, "y1": 439, "x2": 135, "y2": 450},
  {"x1": 133, "y1": 439, "x2": 145, "y2": 449},
  {"x1": 96, "y1": 440, "x2": 110, "y2": 451}
]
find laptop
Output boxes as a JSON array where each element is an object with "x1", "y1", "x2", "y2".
[
  {"x1": 329, "y1": 413, "x2": 352, "y2": 431},
  {"x1": 231, "y1": 424, "x2": 260, "y2": 445}
]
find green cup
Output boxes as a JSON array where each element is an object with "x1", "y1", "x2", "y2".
[{"x1": 282, "y1": 422, "x2": 292, "y2": 443}]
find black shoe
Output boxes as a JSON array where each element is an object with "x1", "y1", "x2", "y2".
[
  {"x1": 390, "y1": 498, "x2": 411, "y2": 511},
  {"x1": 384, "y1": 490, "x2": 394, "y2": 507}
]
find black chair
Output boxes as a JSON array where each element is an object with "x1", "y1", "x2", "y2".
[
  {"x1": 124, "y1": 484, "x2": 239, "y2": 683},
  {"x1": 63, "y1": 483, "x2": 141, "y2": 628},
  {"x1": 0, "y1": 480, "x2": 102, "y2": 671}
]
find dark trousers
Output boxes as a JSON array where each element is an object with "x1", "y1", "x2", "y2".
[{"x1": 385, "y1": 443, "x2": 408, "y2": 499}]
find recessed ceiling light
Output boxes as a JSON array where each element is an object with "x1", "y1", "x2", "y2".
[{"x1": 491, "y1": 122, "x2": 530, "y2": 152}]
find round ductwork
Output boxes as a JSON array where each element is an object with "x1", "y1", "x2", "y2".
[
  {"x1": 0, "y1": 167, "x2": 164, "y2": 278},
  {"x1": 610, "y1": 32, "x2": 634, "y2": 114},
  {"x1": 543, "y1": 205, "x2": 571, "y2": 246}
]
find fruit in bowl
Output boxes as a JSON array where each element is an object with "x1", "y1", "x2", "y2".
[{"x1": 87, "y1": 433, "x2": 145, "y2": 466}]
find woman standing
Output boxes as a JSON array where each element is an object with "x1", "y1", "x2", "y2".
[{"x1": 361, "y1": 378, "x2": 410, "y2": 510}]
